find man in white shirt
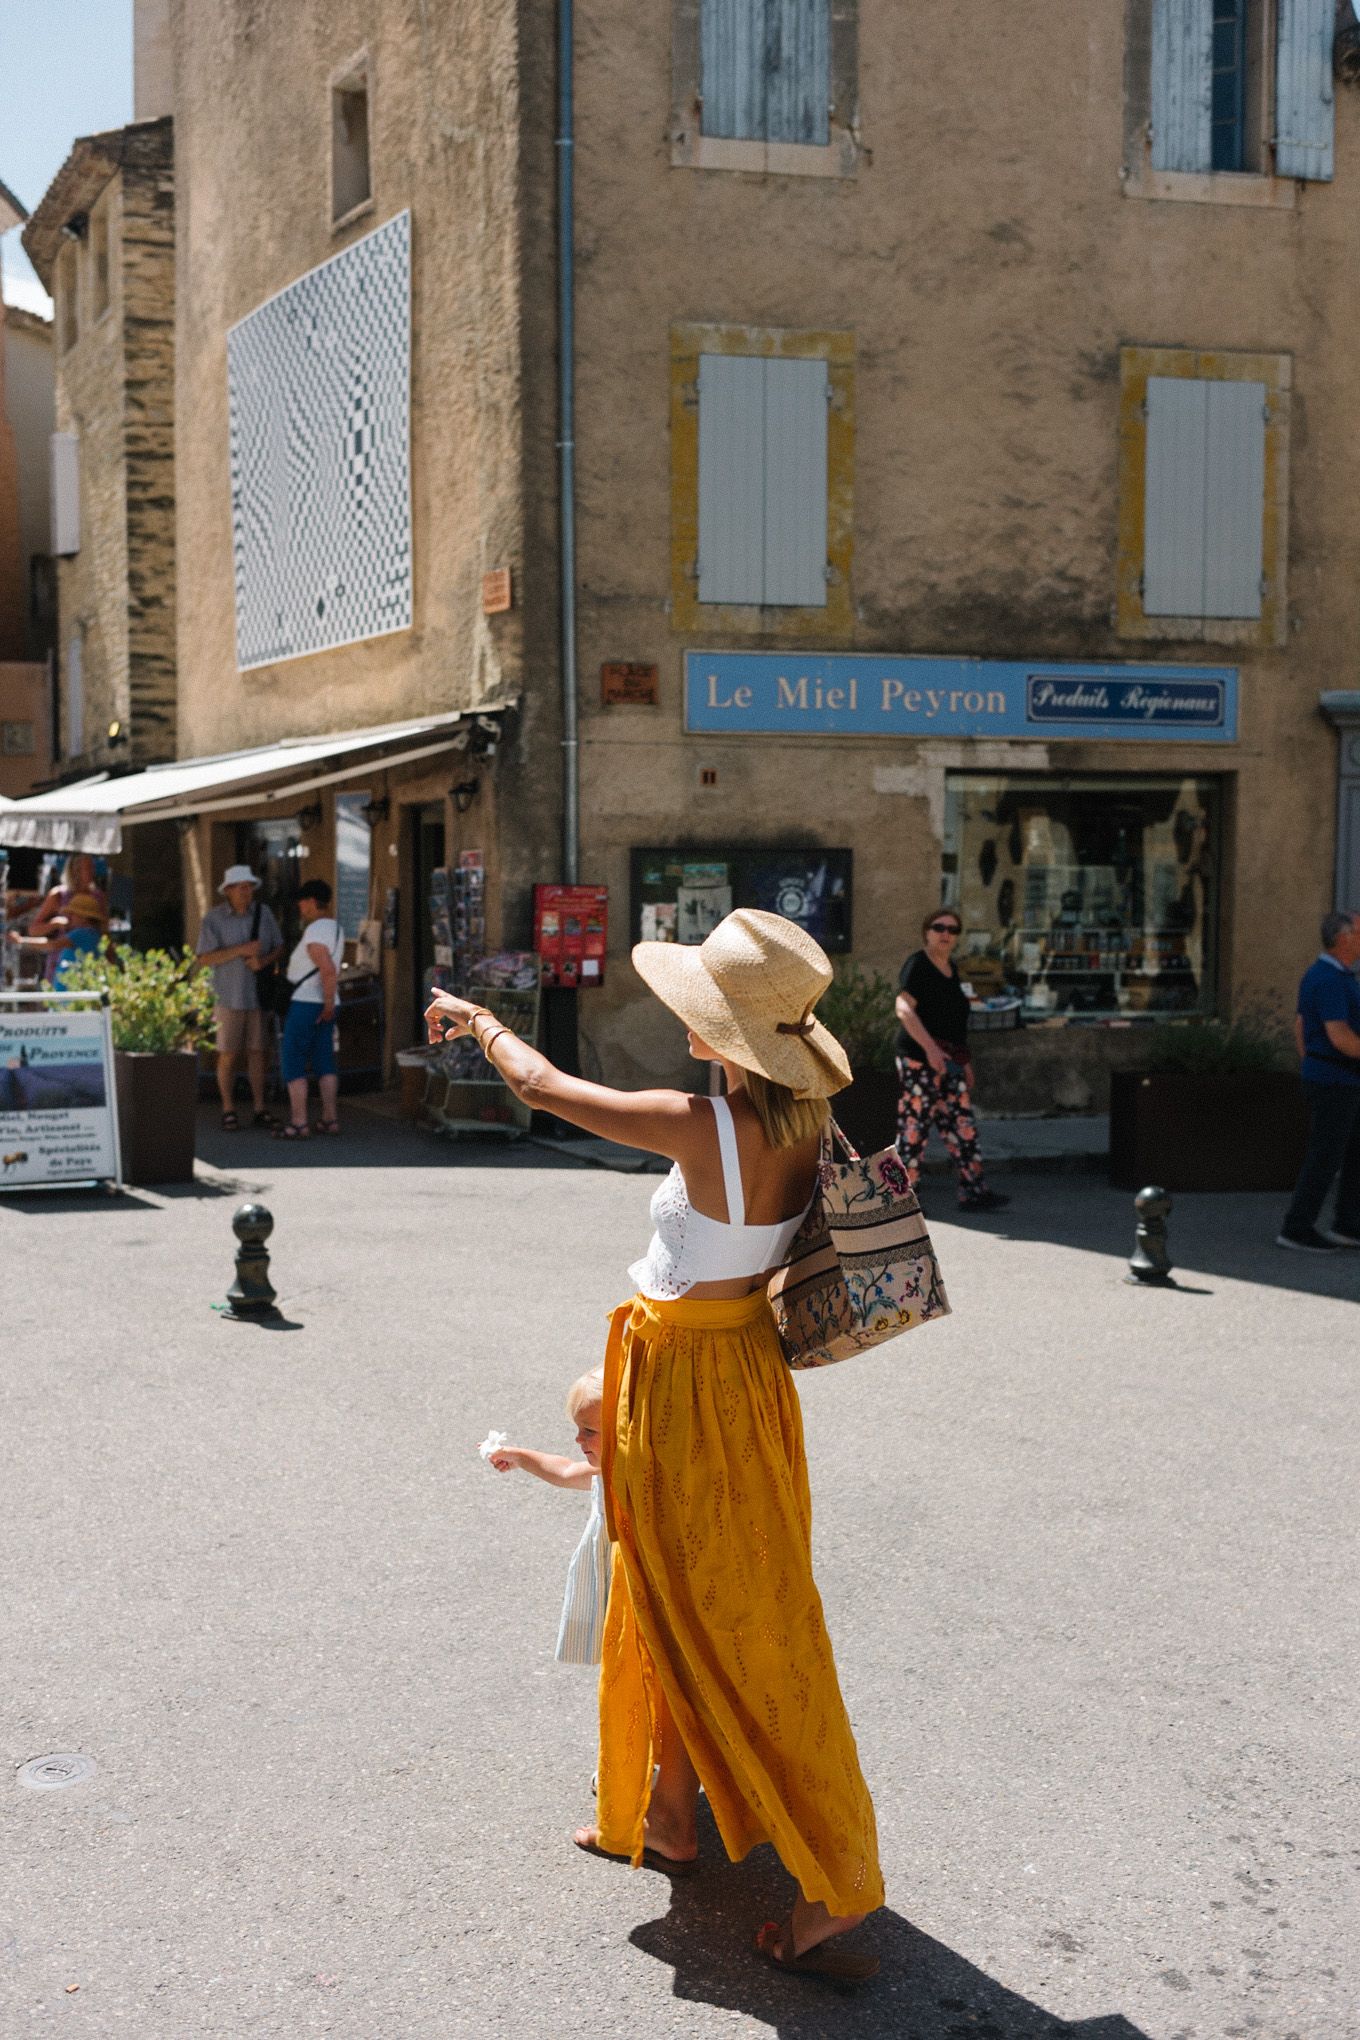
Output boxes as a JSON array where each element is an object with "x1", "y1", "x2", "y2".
[{"x1": 276, "y1": 878, "x2": 346, "y2": 1139}]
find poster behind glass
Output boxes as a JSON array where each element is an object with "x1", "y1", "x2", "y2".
[
  {"x1": 334, "y1": 792, "x2": 373, "y2": 947},
  {"x1": 631, "y1": 849, "x2": 851, "y2": 952},
  {"x1": 941, "y1": 776, "x2": 1219, "y2": 1017}
]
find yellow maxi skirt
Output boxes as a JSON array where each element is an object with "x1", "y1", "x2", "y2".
[{"x1": 596, "y1": 1290, "x2": 884, "y2": 1918}]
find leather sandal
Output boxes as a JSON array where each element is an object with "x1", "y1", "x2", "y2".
[
  {"x1": 253, "y1": 1109, "x2": 281, "y2": 1129},
  {"x1": 220, "y1": 1110, "x2": 240, "y2": 1131},
  {"x1": 273, "y1": 1122, "x2": 310, "y2": 1140},
  {"x1": 756, "y1": 1916, "x2": 879, "y2": 1981}
]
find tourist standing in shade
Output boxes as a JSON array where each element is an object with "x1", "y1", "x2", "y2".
[
  {"x1": 1277, "y1": 909, "x2": 1360, "y2": 1253},
  {"x1": 895, "y1": 909, "x2": 1009, "y2": 1213},
  {"x1": 195, "y1": 863, "x2": 284, "y2": 1130}
]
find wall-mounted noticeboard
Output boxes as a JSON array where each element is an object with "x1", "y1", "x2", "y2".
[
  {"x1": 630, "y1": 848, "x2": 852, "y2": 953},
  {"x1": 0, "y1": 995, "x2": 121, "y2": 1189}
]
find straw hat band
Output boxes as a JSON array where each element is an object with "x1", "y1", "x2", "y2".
[{"x1": 630, "y1": 909, "x2": 852, "y2": 1099}]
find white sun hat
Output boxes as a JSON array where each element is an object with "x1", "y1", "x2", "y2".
[{"x1": 218, "y1": 864, "x2": 262, "y2": 893}]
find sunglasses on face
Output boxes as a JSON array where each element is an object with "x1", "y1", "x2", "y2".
[{"x1": 929, "y1": 922, "x2": 961, "y2": 936}]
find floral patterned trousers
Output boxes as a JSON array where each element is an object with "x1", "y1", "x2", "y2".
[{"x1": 895, "y1": 1055, "x2": 990, "y2": 1205}]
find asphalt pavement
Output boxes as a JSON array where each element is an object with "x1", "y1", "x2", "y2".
[{"x1": 1, "y1": 1101, "x2": 1356, "y2": 2038}]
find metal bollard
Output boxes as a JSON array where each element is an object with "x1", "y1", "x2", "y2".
[
  {"x1": 1125, "y1": 1184, "x2": 1173, "y2": 1285},
  {"x1": 221, "y1": 1201, "x2": 280, "y2": 1319}
]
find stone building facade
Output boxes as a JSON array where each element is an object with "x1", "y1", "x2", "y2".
[
  {"x1": 22, "y1": 117, "x2": 176, "y2": 773},
  {"x1": 18, "y1": 3, "x2": 1360, "y2": 1106}
]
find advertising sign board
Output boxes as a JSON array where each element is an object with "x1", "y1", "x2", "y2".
[
  {"x1": 0, "y1": 998, "x2": 121, "y2": 1189},
  {"x1": 684, "y1": 651, "x2": 1237, "y2": 743}
]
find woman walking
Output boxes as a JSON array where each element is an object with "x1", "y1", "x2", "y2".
[
  {"x1": 426, "y1": 911, "x2": 883, "y2": 1980},
  {"x1": 895, "y1": 910, "x2": 1008, "y2": 1213}
]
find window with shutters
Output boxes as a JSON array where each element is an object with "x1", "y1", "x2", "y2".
[
  {"x1": 1117, "y1": 346, "x2": 1291, "y2": 648},
  {"x1": 671, "y1": 0, "x2": 859, "y2": 178},
  {"x1": 1123, "y1": 0, "x2": 1335, "y2": 205},
  {"x1": 670, "y1": 322, "x2": 854, "y2": 638}
]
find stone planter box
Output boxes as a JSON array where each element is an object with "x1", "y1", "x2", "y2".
[
  {"x1": 114, "y1": 1049, "x2": 199, "y2": 1186},
  {"x1": 1109, "y1": 1069, "x2": 1309, "y2": 1193},
  {"x1": 831, "y1": 1068, "x2": 899, "y2": 1157}
]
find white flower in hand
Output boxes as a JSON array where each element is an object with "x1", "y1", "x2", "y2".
[{"x1": 478, "y1": 1429, "x2": 510, "y2": 1462}]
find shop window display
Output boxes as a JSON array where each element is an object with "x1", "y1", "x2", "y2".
[
  {"x1": 630, "y1": 848, "x2": 852, "y2": 951},
  {"x1": 942, "y1": 776, "x2": 1219, "y2": 1018}
]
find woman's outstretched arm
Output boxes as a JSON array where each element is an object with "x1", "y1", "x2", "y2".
[{"x1": 425, "y1": 990, "x2": 710, "y2": 1162}]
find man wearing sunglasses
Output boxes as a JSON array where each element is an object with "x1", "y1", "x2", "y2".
[{"x1": 894, "y1": 911, "x2": 1008, "y2": 1214}]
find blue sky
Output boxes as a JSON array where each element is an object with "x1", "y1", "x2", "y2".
[{"x1": 1, "y1": 0, "x2": 134, "y2": 317}]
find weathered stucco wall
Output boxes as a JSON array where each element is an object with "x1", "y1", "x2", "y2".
[
  {"x1": 564, "y1": 0, "x2": 1360, "y2": 1082},
  {"x1": 4, "y1": 309, "x2": 55, "y2": 663},
  {"x1": 169, "y1": 0, "x2": 562, "y2": 949}
]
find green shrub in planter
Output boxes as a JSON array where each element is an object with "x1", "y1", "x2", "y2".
[
  {"x1": 57, "y1": 946, "x2": 212, "y2": 1055},
  {"x1": 817, "y1": 960, "x2": 898, "y2": 1074},
  {"x1": 1142, "y1": 1005, "x2": 1292, "y2": 1078}
]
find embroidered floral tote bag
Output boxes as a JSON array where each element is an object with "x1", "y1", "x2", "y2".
[{"x1": 767, "y1": 1118, "x2": 950, "y2": 1369}]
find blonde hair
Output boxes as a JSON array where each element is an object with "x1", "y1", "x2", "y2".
[
  {"x1": 741, "y1": 1069, "x2": 831, "y2": 1151},
  {"x1": 566, "y1": 1365, "x2": 605, "y2": 1422}
]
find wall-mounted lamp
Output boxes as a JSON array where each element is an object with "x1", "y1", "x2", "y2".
[
  {"x1": 450, "y1": 779, "x2": 480, "y2": 815},
  {"x1": 61, "y1": 212, "x2": 89, "y2": 242},
  {"x1": 360, "y1": 794, "x2": 390, "y2": 829},
  {"x1": 107, "y1": 719, "x2": 127, "y2": 747},
  {"x1": 298, "y1": 801, "x2": 323, "y2": 832}
]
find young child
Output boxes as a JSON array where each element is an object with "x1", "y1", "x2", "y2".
[{"x1": 481, "y1": 1366, "x2": 610, "y2": 1665}]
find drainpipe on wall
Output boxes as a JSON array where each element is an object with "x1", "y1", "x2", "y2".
[{"x1": 556, "y1": 0, "x2": 579, "y2": 886}]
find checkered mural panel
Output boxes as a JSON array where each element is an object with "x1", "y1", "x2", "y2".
[{"x1": 228, "y1": 210, "x2": 412, "y2": 672}]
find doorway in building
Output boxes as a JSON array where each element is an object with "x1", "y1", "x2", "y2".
[
  {"x1": 237, "y1": 817, "x2": 304, "y2": 954},
  {"x1": 412, "y1": 802, "x2": 445, "y2": 1025}
]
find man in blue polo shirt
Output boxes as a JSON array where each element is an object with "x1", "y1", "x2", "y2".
[{"x1": 1278, "y1": 909, "x2": 1360, "y2": 1252}]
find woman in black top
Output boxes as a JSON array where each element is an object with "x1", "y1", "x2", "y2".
[{"x1": 895, "y1": 910, "x2": 1008, "y2": 1213}]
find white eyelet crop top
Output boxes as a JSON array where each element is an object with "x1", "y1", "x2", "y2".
[{"x1": 628, "y1": 1094, "x2": 815, "y2": 1301}]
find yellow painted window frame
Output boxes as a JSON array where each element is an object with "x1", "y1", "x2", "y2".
[
  {"x1": 669, "y1": 321, "x2": 854, "y2": 641},
  {"x1": 1117, "y1": 345, "x2": 1291, "y2": 649}
]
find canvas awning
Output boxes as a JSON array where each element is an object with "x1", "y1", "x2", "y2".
[{"x1": 0, "y1": 705, "x2": 515, "y2": 854}]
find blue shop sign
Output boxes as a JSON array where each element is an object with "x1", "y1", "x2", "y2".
[{"x1": 685, "y1": 652, "x2": 1237, "y2": 742}]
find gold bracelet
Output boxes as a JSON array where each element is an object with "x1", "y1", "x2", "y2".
[{"x1": 477, "y1": 1024, "x2": 511, "y2": 1059}]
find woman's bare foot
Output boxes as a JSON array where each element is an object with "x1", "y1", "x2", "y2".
[
  {"x1": 763, "y1": 1898, "x2": 868, "y2": 1961},
  {"x1": 572, "y1": 1817, "x2": 697, "y2": 1865}
]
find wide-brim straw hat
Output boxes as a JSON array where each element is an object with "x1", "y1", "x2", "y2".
[{"x1": 632, "y1": 908, "x2": 852, "y2": 1098}]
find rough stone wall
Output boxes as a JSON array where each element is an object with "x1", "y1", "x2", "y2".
[
  {"x1": 49, "y1": 120, "x2": 175, "y2": 773},
  {"x1": 54, "y1": 188, "x2": 130, "y2": 767},
  {"x1": 120, "y1": 124, "x2": 176, "y2": 765},
  {"x1": 559, "y1": 0, "x2": 1360, "y2": 1086},
  {"x1": 0, "y1": 308, "x2": 24, "y2": 660}
]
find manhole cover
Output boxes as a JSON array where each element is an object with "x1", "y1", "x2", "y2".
[{"x1": 17, "y1": 1754, "x2": 97, "y2": 1791}]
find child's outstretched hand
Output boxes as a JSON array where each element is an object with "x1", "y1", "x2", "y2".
[
  {"x1": 487, "y1": 1446, "x2": 526, "y2": 1474},
  {"x1": 478, "y1": 1429, "x2": 510, "y2": 1463}
]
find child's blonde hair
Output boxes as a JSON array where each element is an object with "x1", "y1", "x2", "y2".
[{"x1": 566, "y1": 1365, "x2": 605, "y2": 1421}]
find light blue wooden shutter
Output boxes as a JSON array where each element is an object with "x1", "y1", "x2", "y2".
[
  {"x1": 1276, "y1": 0, "x2": 1335, "y2": 180},
  {"x1": 698, "y1": 354, "x2": 765, "y2": 604},
  {"x1": 1150, "y1": 0, "x2": 1213, "y2": 172},
  {"x1": 50, "y1": 432, "x2": 80, "y2": 556},
  {"x1": 1202, "y1": 380, "x2": 1265, "y2": 618},
  {"x1": 701, "y1": 0, "x2": 829, "y2": 144},
  {"x1": 1143, "y1": 378, "x2": 1208, "y2": 615},
  {"x1": 766, "y1": 0, "x2": 830, "y2": 146},
  {"x1": 763, "y1": 357, "x2": 828, "y2": 606},
  {"x1": 1144, "y1": 377, "x2": 1265, "y2": 618},
  {"x1": 701, "y1": 0, "x2": 765, "y2": 140}
]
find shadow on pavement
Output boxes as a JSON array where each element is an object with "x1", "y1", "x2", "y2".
[
  {"x1": 921, "y1": 1173, "x2": 1360, "y2": 1303},
  {"x1": 194, "y1": 1100, "x2": 586, "y2": 1175},
  {"x1": 629, "y1": 1827, "x2": 1148, "y2": 2038}
]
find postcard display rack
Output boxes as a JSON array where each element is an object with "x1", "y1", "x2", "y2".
[{"x1": 420, "y1": 950, "x2": 541, "y2": 1140}]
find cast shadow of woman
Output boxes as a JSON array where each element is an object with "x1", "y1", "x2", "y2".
[{"x1": 628, "y1": 1815, "x2": 1151, "y2": 2040}]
